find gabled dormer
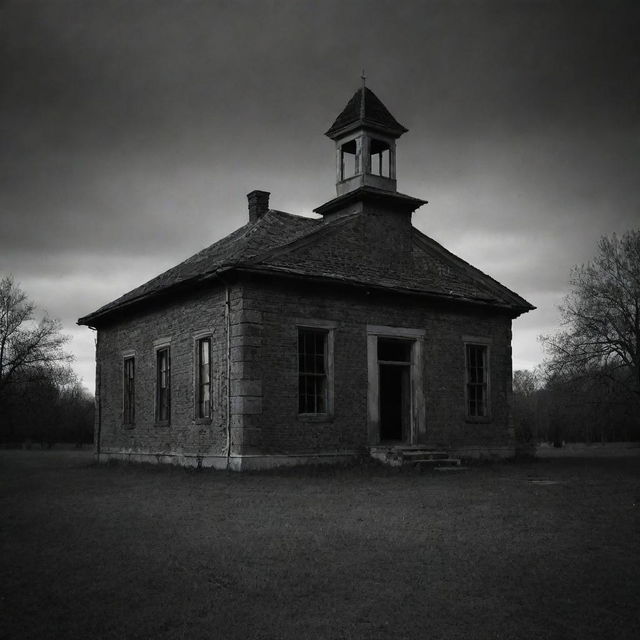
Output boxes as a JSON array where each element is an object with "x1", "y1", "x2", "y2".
[{"x1": 326, "y1": 80, "x2": 408, "y2": 196}]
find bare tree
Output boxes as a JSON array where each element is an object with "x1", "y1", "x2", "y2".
[
  {"x1": 0, "y1": 275, "x2": 73, "y2": 402},
  {"x1": 541, "y1": 230, "x2": 640, "y2": 400}
]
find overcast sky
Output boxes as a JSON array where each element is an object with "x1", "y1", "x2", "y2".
[{"x1": 1, "y1": 0, "x2": 639, "y2": 393}]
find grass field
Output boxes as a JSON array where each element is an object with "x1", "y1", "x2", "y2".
[{"x1": 1, "y1": 451, "x2": 638, "y2": 640}]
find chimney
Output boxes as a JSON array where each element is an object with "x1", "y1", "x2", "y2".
[{"x1": 247, "y1": 190, "x2": 270, "y2": 222}]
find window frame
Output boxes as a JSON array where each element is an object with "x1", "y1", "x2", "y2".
[
  {"x1": 296, "y1": 321, "x2": 335, "y2": 421},
  {"x1": 155, "y1": 344, "x2": 171, "y2": 426},
  {"x1": 122, "y1": 354, "x2": 135, "y2": 427},
  {"x1": 463, "y1": 337, "x2": 492, "y2": 422},
  {"x1": 194, "y1": 335, "x2": 212, "y2": 422}
]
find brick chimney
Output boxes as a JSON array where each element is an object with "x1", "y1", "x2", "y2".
[{"x1": 247, "y1": 190, "x2": 270, "y2": 222}]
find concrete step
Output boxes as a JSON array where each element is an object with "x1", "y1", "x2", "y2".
[
  {"x1": 401, "y1": 450, "x2": 451, "y2": 461},
  {"x1": 412, "y1": 457, "x2": 462, "y2": 468},
  {"x1": 370, "y1": 446, "x2": 463, "y2": 469},
  {"x1": 434, "y1": 465, "x2": 468, "y2": 472}
]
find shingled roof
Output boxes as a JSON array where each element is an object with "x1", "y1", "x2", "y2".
[
  {"x1": 78, "y1": 208, "x2": 534, "y2": 326},
  {"x1": 77, "y1": 210, "x2": 320, "y2": 325},
  {"x1": 325, "y1": 86, "x2": 408, "y2": 139}
]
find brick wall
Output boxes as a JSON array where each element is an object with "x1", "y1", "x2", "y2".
[
  {"x1": 95, "y1": 274, "x2": 515, "y2": 462},
  {"x1": 96, "y1": 286, "x2": 228, "y2": 459},
  {"x1": 238, "y1": 275, "x2": 514, "y2": 454}
]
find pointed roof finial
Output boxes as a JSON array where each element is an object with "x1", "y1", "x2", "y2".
[
  {"x1": 361, "y1": 69, "x2": 366, "y2": 88},
  {"x1": 360, "y1": 69, "x2": 366, "y2": 119}
]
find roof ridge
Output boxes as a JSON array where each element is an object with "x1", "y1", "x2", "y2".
[
  {"x1": 78, "y1": 210, "x2": 321, "y2": 324},
  {"x1": 214, "y1": 209, "x2": 307, "y2": 261},
  {"x1": 91, "y1": 222, "x2": 252, "y2": 311},
  {"x1": 202, "y1": 209, "x2": 320, "y2": 272},
  {"x1": 221, "y1": 210, "x2": 273, "y2": 263},
  {"x1": 242, "y1": 212, "x2": 359, "y2": 266},
  {"x1": 268, "y1": 209, "x2": 320, "y2": 222},
  {"x1": 412, "y1": 228, "x2": 535, "y2": 310}
]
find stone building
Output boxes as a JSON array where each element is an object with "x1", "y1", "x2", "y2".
[{"x1": 78, "y1": 83, "x2": 534, "y2": 470}]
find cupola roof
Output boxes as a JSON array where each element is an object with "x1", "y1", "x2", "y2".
[{"x1": 325, "y1": 86, "x2": 408, "y2": 139}]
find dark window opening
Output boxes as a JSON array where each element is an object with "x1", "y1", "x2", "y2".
[
  {"x1": 369, "y1": 139, "x2": 390, "y2": 177},
  {"x1": 377, "y1": 338, "x2": 411, "y2": 363},
  {"x1": 466, "y1": 344, "x2": 488, "y2": 418},
  {"x1": 156, "y1": 347, "x2": 171, "y2": 423},
  {"x1": 197, "y1": 338, "x2": 211, "y2": 419},
  {"x1": 298, "y1": 328, "x2": 328, "y2": 414},
  {"x1": 123, "y1": 357, "x2": 135, "y2": 425},
  {"x1": 340, "y1": 139, "x2": 357, "y2": 180}
]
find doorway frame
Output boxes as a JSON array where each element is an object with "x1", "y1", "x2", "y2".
[{"x1": 366, "y1": 325, "x2": 426, "y2": 446}]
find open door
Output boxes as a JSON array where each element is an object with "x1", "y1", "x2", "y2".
[
  {"x1": 378, "y1": 338, "x2": 412, "y2": 443},
  {"x1": 367, "y1": 326, "x2": 426, "y2": 447}
]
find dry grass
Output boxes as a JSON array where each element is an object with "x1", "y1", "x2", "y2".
[{"x1": 1, "y1": 451, "x2": 639, "y2": 640}]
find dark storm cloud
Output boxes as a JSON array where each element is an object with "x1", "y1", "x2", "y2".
[{"x1": 1, "y1": 0, "x2": 639, "y2": 389}]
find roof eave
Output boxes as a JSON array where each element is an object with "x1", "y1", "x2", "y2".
[
  {"x1": 325, "y1": 119, "x2": 408, "y2": 140},
  {"x1": 77, "y1": 262, "x2": 534, "y2": 327},
  {"x1": 233, "y1": 265, "x2": 535, "y2": 317},
  {"x1": 76, "y1": 269, "x2": 231, "y2": 327},
  {"x1": 314, "y1": 186, "x2": 427, "y2": 216}
]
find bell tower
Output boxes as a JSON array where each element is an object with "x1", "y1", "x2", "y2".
[
  {"x1": 325, "y1": 76, "x2": 408, "y2": 196},
  {"x1": 315, "y1": 79, "x2": 426, "y2": 233}
]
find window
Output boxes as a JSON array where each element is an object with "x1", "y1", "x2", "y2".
[
  {"x1": 298, "y1": 328, "x2": 328, "y2": 414},
  {"x1": 156, "y1": 347, "x2": 171, "y2": 424},
  {"x1": 196, "y1": 337, "x2": 211, "y2": 419},
  {"x1": 123, "y1": 356, "x2": 135, "y2": 425},
  {"x1": 465, "y1": 343, "x2": 489, "y2": 418}
]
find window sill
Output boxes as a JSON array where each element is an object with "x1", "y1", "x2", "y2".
[
  {"x1": 298, "y1": 413, "x2": 334, "y2": 423},
  {"x1": 154, "y1": 421, "x2": 171, "y2": 428},
  {"x1": 194, "y1": 417, "x2": 212, "y2": 426},
  {"x1": 122, "y1": 423, "x2": 135, "y2": 430}
]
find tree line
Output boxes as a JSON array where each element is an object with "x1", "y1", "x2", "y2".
[
  {"x1": 513, "y1": 229, "x2": 640, "y2": 445},
  {"x1": 513, "y1": 367, "x2": 639, "y2": 445},
  {"x1": 0, "y1": 276, "x2": 93, "y2": 446}
]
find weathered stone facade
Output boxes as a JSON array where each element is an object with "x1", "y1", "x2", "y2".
[
  {"x1": 95, "y1": 287, "x2": 228, "y2": 466},
  {"x1": 95, "y1": 273, "x2": 516, "y2": 469},
  {"x1": 81, "y1": 83, "x2": 533, "y2": 469}
]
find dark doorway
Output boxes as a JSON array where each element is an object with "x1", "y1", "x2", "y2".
[{"x1": 378, "y1": 338, "x2": 412, "y2": 443}]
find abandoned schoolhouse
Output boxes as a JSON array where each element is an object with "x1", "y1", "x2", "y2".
[{"x1": 78, "y1": 83, "x2": 534, "y2": 470}]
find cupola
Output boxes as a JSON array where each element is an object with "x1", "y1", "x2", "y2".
[{"x1": 325, "y1": 77, "x2": 408, "y2": 196}]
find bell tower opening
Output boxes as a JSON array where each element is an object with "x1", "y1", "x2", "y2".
[
  {"x1": 369, "y1": 138, "x2": 391, "y2": 178},
  {"x1": 340, "y1": 139, "x2": 358, "y2": 180}
]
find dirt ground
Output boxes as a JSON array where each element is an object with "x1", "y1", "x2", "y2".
[{"x1": 1, "y1": 450, "x2": 638, "y2": 640}]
